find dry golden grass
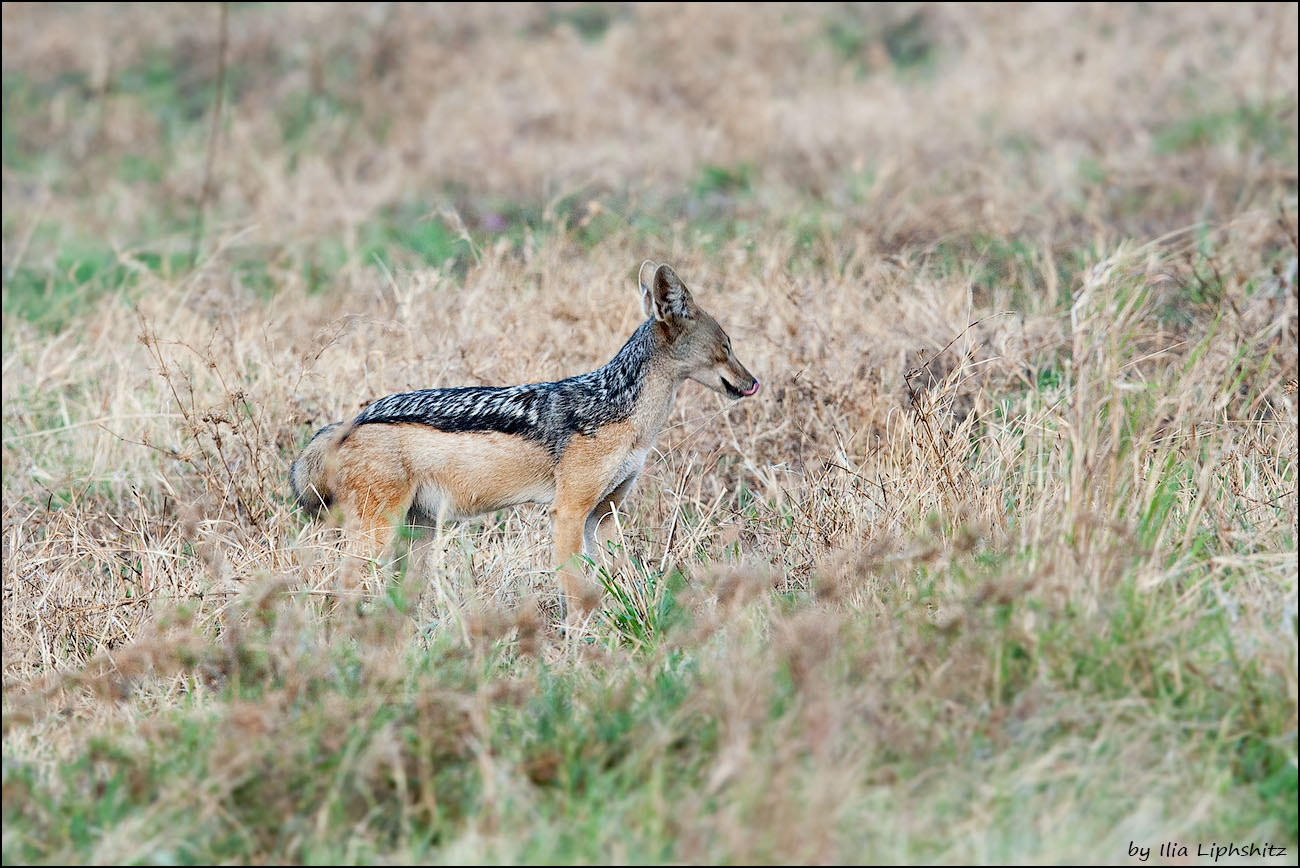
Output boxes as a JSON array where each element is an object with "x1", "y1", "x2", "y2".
[{"x1": 2, "y1": 2, "x2": 1297, "y2": 864}]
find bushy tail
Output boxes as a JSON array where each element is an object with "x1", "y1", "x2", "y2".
[{"x1": 289, "y1": 421, "x2": 356, "y2": 516}]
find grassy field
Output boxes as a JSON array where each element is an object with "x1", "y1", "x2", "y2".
[{"x1": 2, "y1": 2, "x2": 1297, "y2": 863}]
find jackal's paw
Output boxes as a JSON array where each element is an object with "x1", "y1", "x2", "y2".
[
  {"x1": 555, "y1": 576, "x2": 604, "y2": 622},
  {"x1": 573, "y1": 580, "x2": 604, "y2": 614}
]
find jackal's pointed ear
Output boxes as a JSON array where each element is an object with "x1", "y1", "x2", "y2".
[
  {"x1": 639, "y1": 262, "x2": 695, "y2": 327},
  {"x1": 637, "y1": 259, "x2": 659, "y2": 318}
]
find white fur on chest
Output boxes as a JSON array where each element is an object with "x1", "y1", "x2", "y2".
[{"x1": 610, "y1": 448, "x2": 648, "y2": 495}]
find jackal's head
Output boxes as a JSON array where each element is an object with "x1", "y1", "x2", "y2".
[{"x1": 638, "y1": 261, "x2": 759, "y2": 400}]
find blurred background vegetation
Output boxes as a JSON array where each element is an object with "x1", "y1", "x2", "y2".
[{"x1": 4, "y1": 3, "x2": 1295, "y2": 329}]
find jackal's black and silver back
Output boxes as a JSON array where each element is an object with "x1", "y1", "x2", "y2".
[{"x1": 344, "y1": 319, "x2": 660, "y2": 457}]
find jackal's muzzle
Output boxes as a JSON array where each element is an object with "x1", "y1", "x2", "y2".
[{"x1": 720, "y1": 372, "x2": 760, "y2": 400}]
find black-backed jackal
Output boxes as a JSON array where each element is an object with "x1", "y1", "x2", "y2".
[{"x1": 290, "y1": 261, "x2": 759, "y2": 610}]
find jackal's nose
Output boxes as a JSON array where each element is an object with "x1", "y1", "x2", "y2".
[{"x1": 741, "y1": 380, "x2": 760, "y2": 397}]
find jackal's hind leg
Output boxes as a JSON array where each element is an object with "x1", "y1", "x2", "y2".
[{"x1": 337, "y1": 477, "x2": 414, "y2": 561}]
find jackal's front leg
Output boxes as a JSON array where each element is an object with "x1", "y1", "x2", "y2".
[
  {"x1": 552, "y1": 508, "x2": 601, "y2": 613},
  {"x1": 551, "y1": 427, "x2": 636, "y2": 614},
  {"x1": 583, "y1": 474, "x2": 638, "y2": 557}
]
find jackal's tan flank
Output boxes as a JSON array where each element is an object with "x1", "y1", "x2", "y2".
[{"x1": 291, "y1": 261, "x2": 759, "y2": 608}]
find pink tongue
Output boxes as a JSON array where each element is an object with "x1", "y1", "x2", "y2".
[{"x1": 741, "y1": 381, "x2": 760, "y2": 396}]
